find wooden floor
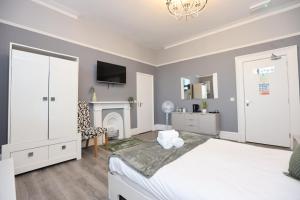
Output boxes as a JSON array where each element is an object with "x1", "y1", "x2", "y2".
[
  {"x1": 14, "y1": 131, "x2": 157, "y2": 200},
  {"x1": 15, "y1": 147, "x2": 110, "y2": 200}
]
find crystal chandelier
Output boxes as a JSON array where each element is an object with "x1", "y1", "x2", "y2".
[{"x1": 166, "y1": 0, "x2": 208, "y2": 20}]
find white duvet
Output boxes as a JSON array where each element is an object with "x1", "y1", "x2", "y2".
[{"x1": 109, "y1": 139, "x2": 300, "y2": 200}]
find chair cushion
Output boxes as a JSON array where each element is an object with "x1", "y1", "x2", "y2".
[
  {"x1": 78, "y1": 101, "x2": 91, "y2": 133},
  {"x1": 82, "y1": 127, "x2": 106, "y2": 139}
]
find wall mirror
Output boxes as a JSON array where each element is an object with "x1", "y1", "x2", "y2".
[{"x1": 180, "y1": 73, "x2": 218, "y2": 100}]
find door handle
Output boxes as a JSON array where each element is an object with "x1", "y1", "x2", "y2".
[
  {"x1": 51, "y1": 97, "x2": 55, "y2": 102},
  {"x1": 246, "y1": 100, "x2": 251, "y2": 107},
  {"x1": 42, "y1": 97, "x2": 48, "y2": 101},
  {"x1": 28, "y1": 152, "x2": 34, "y2": 157}
]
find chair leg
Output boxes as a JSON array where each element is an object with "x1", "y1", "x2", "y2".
[
  {"x1": 86, "y1": 139, "x2": 89, "y2": 148},
  {"x1": 105, "y1": 133, "x2": 109, "y2": 150},
  {"x1": 93, "y1": 137, "x2": 98, "y2": 158}
]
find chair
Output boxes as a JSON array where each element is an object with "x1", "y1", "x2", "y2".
[{"x1": 78, "y1": 101, "x2": 107, "y2": 157}]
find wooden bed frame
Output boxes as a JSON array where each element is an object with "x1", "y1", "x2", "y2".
[{"x1": 108, "y1": 172, "x2": 157, "y2": 200}]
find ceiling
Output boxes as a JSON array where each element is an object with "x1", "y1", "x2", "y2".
[{"x1": 30, "y1": 0, "x2": 300, "y2": 50}]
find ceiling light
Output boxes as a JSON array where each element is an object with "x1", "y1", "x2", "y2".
[
  {"x1": 249, "y1": 0, "x2": 272, "y2": 12},
  {"x1": 166, "y1": 0, "x2": 208, "y2": 20}
]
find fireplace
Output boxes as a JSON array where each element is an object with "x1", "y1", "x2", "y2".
[
  {"x1": 89, "y1": 101, "x2": 131, "y2": 144},
  {"x1": 103, "y1": 112, "x2": 124, "y2": 139}
]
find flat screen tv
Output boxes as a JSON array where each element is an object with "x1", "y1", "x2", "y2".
[{"x1": 97, "y1": 61, "x2": 126, "y2": 84}]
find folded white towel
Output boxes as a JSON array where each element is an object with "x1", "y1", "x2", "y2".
[
  {"x1": 157, "y1": 137, "x2": 173, "y2": 150},
  {"x1": 172, "y1": 137, "x2": 184, "y2": 148},
  {"x1": 158, "y1": 130, "x2": 179, "y2": 140}
]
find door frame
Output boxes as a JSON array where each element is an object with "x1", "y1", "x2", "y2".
[
  {"x1": 235, "y1": 45, "x2": 299, "y2": 148},
  {"x1": 136, "y1": 72, "x2": 155, "y2": 133}
]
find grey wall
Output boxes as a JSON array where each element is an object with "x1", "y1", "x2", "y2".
[
  {"x1": 0, "y1": 23, "x2": 156, "y2": 147},
  {"x1": 155, "y1": 35, "x2": 300, "y2": 132},
  {"x1": 1, "y1": 22, "x2": 300, "y2": 147}
]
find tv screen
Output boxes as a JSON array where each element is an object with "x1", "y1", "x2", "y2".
[{"x1": 97, "y1": 61, "x2": 126, "y2": 84}]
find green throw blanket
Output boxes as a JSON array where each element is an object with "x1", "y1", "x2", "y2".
[
  {"x1": 109, "y1": 132, "x2": 209, "y2": 178},
  {"x1": 106, "y1": 137, "x2": 144, "y2": 152}
]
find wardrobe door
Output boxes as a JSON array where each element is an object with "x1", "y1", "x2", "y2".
[
  {"x1": 48, "y1": 57, "x2": 78, "y2": 139},
  {"x1": 10, "y1": 50, "x2": 49, "y2": 144}
]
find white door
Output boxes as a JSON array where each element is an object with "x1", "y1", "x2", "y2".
[
  {"x1": 49, "y1": 57, "x2": 78, "y2": 139},
  {"x1": 136, "y1": 72, "x2": 154, "y2": 133},
  {"x1": 10, "y1": 50, "x2": 49, "y2": 144},
  {"x1": 243, "y1": 56, "x2": 290, "y2": 147}
]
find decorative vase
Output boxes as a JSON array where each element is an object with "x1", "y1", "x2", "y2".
[
  {"x1": 202, "y1": 109, "x2": 207, "y2": 114},
  {"x1": 92, "y1": 91, "x2": 97, "y2": 102},
  {"x1": 128, "y1": 97, "x2": 135, "y2": 108}
]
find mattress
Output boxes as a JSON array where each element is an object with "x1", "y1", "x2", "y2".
[{"x1": 109, "y1": 139, "x2": 300, "y2": 200}]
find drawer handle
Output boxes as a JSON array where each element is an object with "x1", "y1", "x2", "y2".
[
  {"x1": 28, "y1": 152, "x2": 34, "y2": 157},
  {"x1": 62, "y1": 145, "x2": 66, "y2": 150}
]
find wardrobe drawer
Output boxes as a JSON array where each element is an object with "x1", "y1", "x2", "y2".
[
  {"x1": 11, "y1": 146, "x2": 48, "y2": 169},
  {"x1": 49, "y1": 141, "x2": 76, "y2": 159}
]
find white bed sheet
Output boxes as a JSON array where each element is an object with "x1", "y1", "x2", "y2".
[{"x1": 109, "y1": 139, "x2": 300, "y2": 200}]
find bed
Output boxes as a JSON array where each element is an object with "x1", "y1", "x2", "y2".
[{"x1": 109, "y1": 138, "x2": 300, "y2": 200}]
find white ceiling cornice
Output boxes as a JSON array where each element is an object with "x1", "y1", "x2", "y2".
[
  {"x1": 31, "y1": 0, "x2": 79, "y2": 19},
  {"x1": 163, "y1": 2, "x2": 300, "y2": 50},
  {"x1": 0, "y1": 1, "x2": 300, "y2": 67},
  {"x1": 0, "y1": 18, "x2": 156, "y2": 66},
  {"x1": 158, "y1": 32, "x2": 300, "y2": 67}
]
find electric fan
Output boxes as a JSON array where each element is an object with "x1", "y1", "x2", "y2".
[{"x1": 161, "y1": 101, "x2": 175, "y2": 129}]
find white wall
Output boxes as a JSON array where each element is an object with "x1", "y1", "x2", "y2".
[
  {"x1": 0, "y1": 0, "x2": 156, "y2": 65},
  {"x1": 156, "y1": 7, "x2": 300, "y2": 66}
]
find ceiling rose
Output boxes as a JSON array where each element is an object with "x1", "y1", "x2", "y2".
[{"x1": 166, "y1": 0, "x2": 208, "y2": 20}]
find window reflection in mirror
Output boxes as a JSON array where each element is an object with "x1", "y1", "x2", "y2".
[
  {"x1": 198, "y1": 75, "x2": 214, "y2": 99},
  {"x1": 181, "y1": 78, "x2": 192, "y2": 100}
]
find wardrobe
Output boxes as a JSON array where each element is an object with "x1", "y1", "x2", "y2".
[{"x1": 2, "y1": 43, "x2": 81, "y2": 174}]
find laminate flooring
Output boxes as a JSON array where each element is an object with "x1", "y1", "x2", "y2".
[
  {"x1": 15, "y1": 146, "x2": 110, "y2": 200},
  {"x1": 15, "y1": 131, "x2": 157, "y2": 200}
]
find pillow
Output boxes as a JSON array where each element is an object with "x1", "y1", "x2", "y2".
[{"x1": 288, "y1": 145, "x2": 300, "y2": 180}]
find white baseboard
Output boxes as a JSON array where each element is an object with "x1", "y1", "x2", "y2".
[
  {"x1": 130, "y1": 128, "x2": 140, "y2": 136},
  {"x1": 219, "y1": 131, "x2": 239, "y2": 141},
  {"x1": 154, "y1": 124, "x2": 172, "y2": 131}
]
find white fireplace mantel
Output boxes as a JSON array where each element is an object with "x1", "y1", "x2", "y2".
[{"x1": 89, "y1": 101, "x2": 131, "y2": 142}]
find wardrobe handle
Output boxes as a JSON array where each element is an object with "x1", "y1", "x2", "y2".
[
  {"x1": 42, "y1": 97, "x2": 48, "y2": 101},
  {"x1": 28, "y1": 152, "x2": 34, "y2": 157},
  {"x1": 51, "y1": 97, "x2": 55, "y2": 102},
  {"x1": 62, "y1": 145, "x2": 66, "y2": 150}
]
